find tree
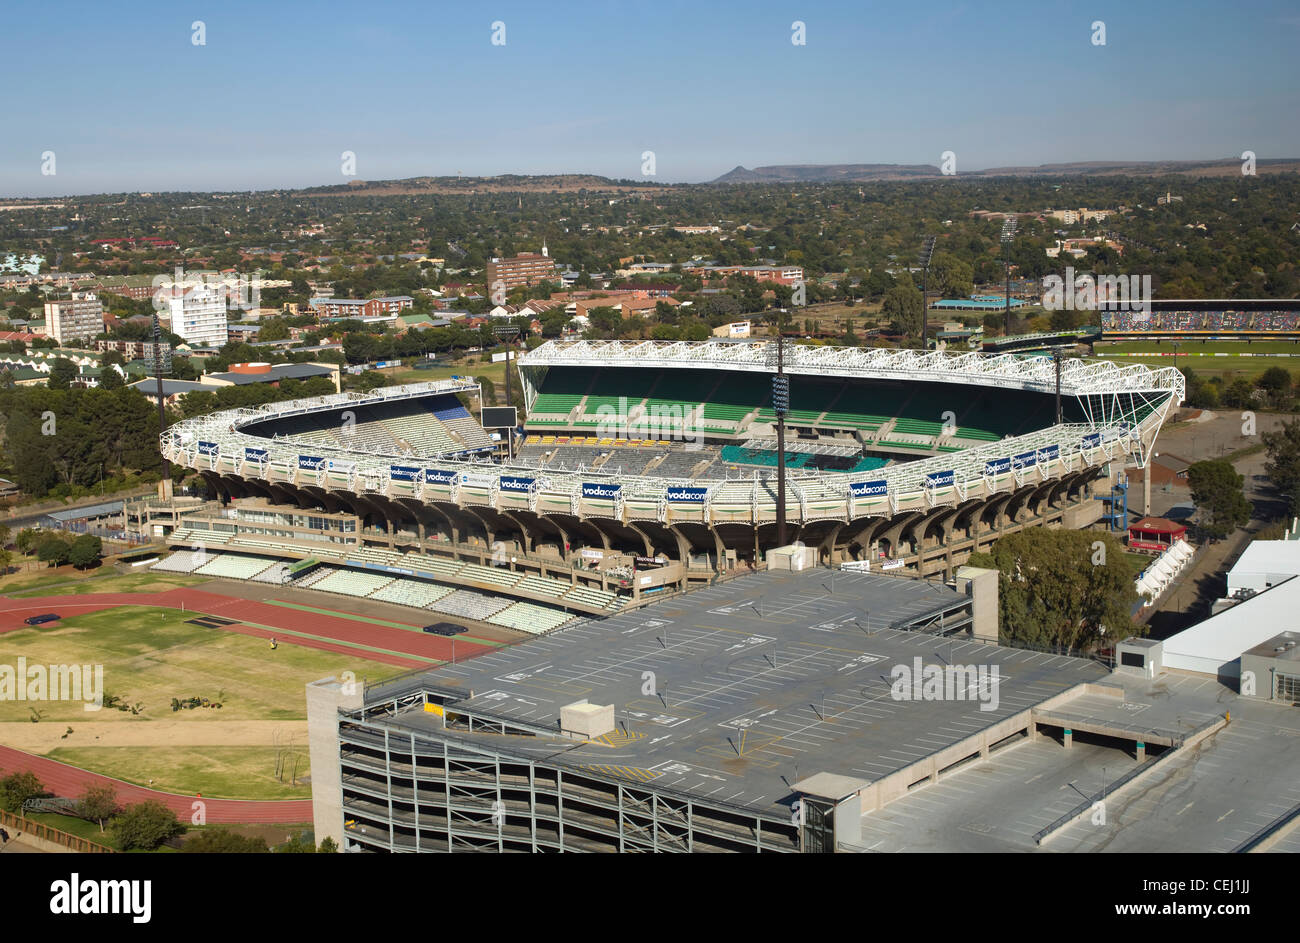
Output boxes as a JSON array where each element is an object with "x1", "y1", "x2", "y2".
[
  {"x1": 98, "y1": 368, "x2": 124, "y2": 391},
  {"x1": 36, "y1": 534, "x2": 72, "y2": 567},
  {"x1": 257, "y1": 317, "x2": 291, "y2": 342},
  {"x1": 15, "y1": 528, "x2": 40, "y2": 555},
  {"x1": 111, "y1": 799, "x2": 184, "y2": 851},
  {"x1": 1263, "y1": 417, "x2": 1300, "y2": 517},
  {"x1": 181, "y1": 828, "x2": 269, "y2": 853},
  {"x1": 68, "y1": 535, "x2": 103, "y2": 570},
  {"x1": 971, "y1": 529, "x2": 1138, "y2": 650},
  {"x1": 0, "y1": 771, "x2": 46, "y2": 812},
  {"x1": 881, "y1": 282, "x2": 924, "y2": 336},
  {"x1": 77, "y1": 784, "x2": 120, "y2": 833},
  {"x1": 929, "y1": 252, "x2": 973, "y2": 298},
  {"x1": 1258, "y1": 366, "x2": 1292, "y2": 406},
  {"x1": 1187, "y1": 459, "x2": 1252, "y2": 539},
  {"x1": 352, "y1": 370, "x2": 388, "y2": 392},
  {"x1": 47, "y1": 358, "x2": 78, "y2": 390},
  {"x1": 1224, "y1": 378, "x2": 1255, "y2": 409}
]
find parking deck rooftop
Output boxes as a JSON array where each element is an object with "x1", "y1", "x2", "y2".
[{"x1": 365, "y1": 568, "x2": 1108, "y2": 817}]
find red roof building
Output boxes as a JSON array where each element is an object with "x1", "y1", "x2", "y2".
[{"x1": 1127, "y1": 517, "x2": 1189, "y2": 554}]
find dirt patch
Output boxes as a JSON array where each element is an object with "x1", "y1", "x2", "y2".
[{"x1": 0, "y1": 719, "x2": 307, "y2": 754}]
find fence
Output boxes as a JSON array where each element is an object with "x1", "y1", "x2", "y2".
[{"x1": 0, "y1": 807, "x2": 116, "y2": 853}]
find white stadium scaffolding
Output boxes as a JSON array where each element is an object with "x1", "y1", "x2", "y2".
[{"x1": 160, "y1": 342, "x2": 1183, "y2": 528}]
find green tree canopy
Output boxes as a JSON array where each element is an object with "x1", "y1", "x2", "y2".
[
  {"x1": 0, "y1": 771, "x2": 46, "y2": 813},
  {"x1": 1263, "y1": 417, "x2": 1300, "y2": 518},
  {"x1": 181, "y1": 828, "x2": 269, "y2": 853},
  {"x1": 111, "y1": 799, "x2": 184, "y2": 851},
  {"x1": 968, "y1": 529, "x2": 1138, "y2": 650},
  {"x1": 1187, "y1": 459, "x2": 1252, "y2": 539},
  {"x1": 77, "y1": 784, "x2": 120, "y2": 833},
  {"x1": 881, "y1": 281, "x2": 924, "y2": 336}
]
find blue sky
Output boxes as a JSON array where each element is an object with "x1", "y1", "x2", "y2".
[{"x1": 2, "y1": 0, "x2": 1297, "y2": 195}]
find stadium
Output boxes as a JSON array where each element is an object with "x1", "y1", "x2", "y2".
[{"x1": 152, "y1": 339, "x2": 1183, "y2": 630}]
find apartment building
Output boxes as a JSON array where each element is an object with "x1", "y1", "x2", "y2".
[
  {"x1": 684, "y1": 264, "x2": 804, "y2": 285},
  {"x1": 486, "y1": 252, "x2": 558, "y2": 291},
  {"x1": 93, "y1": 337, "x2": 173, "y2": 371},
  {"x1": 167, "y1": 285, "x2": 229, "y2": 347},
  {"x1": 43, "y1": 291, "x2": 104, "y2": 344},
  {"x1": 309, "y1": 296, "x2": 413, "y2": 320}
]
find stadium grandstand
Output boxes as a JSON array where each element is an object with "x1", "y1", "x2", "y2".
[
  {"x1": 1099, "y1": 299, "x2": 1300, "y2": 339},
  {"x1": 981, "y1": 327, "x2": 1101, "y2": 354},
  {"x1": 159, "y1": 341, "x2": 1181, "y2": 620}
]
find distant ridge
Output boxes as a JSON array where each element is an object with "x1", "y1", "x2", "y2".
[
  {"x1": 710, "y1": 158, "x2": 1300, "y2": 184},
  {"x1": 712, "y1": 163, "x2": 938, "y2": 184},
  {"x1": 301, "y1": 173, "x2": 669, "y2": 196}
]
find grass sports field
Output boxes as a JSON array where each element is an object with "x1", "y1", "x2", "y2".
[
  {"x1": 0, "y1": 605, "x2": 401, "y2": 798},
  {"x1": 1093, "y1": 339, "x2": 1300, "y2": 380}
]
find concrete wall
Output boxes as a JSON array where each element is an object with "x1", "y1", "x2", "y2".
[
  {"x1": 307, "y1": 675, "x2": 363, "y2": 851},
  {"x1": 854, "y1": 683, "x2": 1102, "y2": 814},
  {"x1": 955, "y1": 566, "x2": 998, "y2": 643}
]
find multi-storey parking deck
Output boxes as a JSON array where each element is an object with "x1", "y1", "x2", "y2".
[
  {"x1": 161, "y1": 342, "x2": 1183, "y2": 578},
  {"x1": 315, "y1": 568, "x2": 1109, "y2": 853}
]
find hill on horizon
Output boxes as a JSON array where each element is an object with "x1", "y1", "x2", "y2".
[{"x1": 711, "y1": 158, "x2": 1300, "y2": 184}]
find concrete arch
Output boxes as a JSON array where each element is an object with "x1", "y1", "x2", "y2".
[
  {"x1": 587, "y1": 519, "x2": 652, "y2": 557},
  {"x1": 545, "y1": 514, "x2": 608, "y2": 555}
]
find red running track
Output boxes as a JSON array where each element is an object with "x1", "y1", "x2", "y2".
[
  {"x1": 0, "y1": 588, "x2": 498, "y2": 823},
  {"x1": 0, "y1": 745, "x2": 311, "y2": 826},
  {"x1": 0, "y1": 588, "x2": 496, "y2": 668}
]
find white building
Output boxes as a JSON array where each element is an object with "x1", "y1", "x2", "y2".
[
  {"x1": 1156, "y1": 529, "x2": 1300, "y2": 679},
  {"x1": 44, "y1": 292, "x2": 103, "y2": 345},
  {"x1": 168, "y1": 285, "x2": 228, "y2": 347}
]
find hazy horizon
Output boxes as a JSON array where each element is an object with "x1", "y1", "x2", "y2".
[{"x1": 2, "y1": 0, "x2": 1298, "y2": 197}]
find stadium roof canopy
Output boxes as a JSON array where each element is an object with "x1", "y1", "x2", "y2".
[{"x1": 519, "y1": 339, "x2": 1185, "y2": 399}]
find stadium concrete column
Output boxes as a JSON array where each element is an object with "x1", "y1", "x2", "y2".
[
  {"x1": 1143, "y1": 462, "x2": 1151, "y2": 517},
  {"x1": 878, "y1": 512, "x2": 923, "y2": 564},
  {"x1": 625, "y1": 522, "x2": 654, "y2": 558},
  {"x1": 306, "y1": 675, "x2": 363, "y2": 851},
  {"x1": 820, "y1": 522, "x2": 845, "y2": 565},
  {"x1": 666, "y1": 524, "x2": 693, "y2": 568},
  {"x1": 501, "y1": 511, "x2": 535, "y2": 554},
  {"x1": 708, "y1": 524, "x2": 727, "y2": 575}
]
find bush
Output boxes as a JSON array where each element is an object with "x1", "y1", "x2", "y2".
[
  {"x1": 0, "y1": 770, "x2": 46, "y2": 813},
  {"x1": 111, "y1": 800, "x2": 184, "y2": 851},
  {"x1": 76, "y1": 784, "x2": 120, "y2": 832},
  {"x1": 181, "y1": 828, "x2": 268, "y2": 853}
]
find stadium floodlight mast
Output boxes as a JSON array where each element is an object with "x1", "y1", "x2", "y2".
[
  {"x1": 767, "y1": 314, "x2": 793, "y2": 547},
  {"x1": 917, "y1": 236, "x2": 937, "y2": 348},
  {"x1": 492, "y1": 323, "x2": 521, "y2": 459},
  {"x1": 1053, "y1": 348, "x2": 1063, "y2": 424},
  {"x1": 1000, "y1": 218, "x2": 1017, "y2": 336},
  {"x1": 151, "y1": 312, "x2": 171, "y2": 491}
]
